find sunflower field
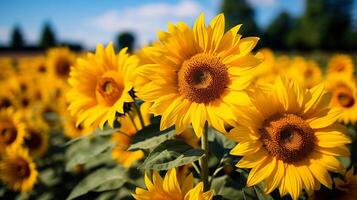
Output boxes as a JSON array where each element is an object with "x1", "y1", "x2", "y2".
[{"x1": 1, "y1": 13, "x2": 357, "y2": 200}]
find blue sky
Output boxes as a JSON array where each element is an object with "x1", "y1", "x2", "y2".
[{"x1": 0, "y1": 0, "x2": 355, "y2": 49}]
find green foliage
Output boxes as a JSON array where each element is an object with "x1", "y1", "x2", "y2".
[
  {"x1": 66, "y1": 167, "x2": 127, "y2": 200},
  {"x1": 10, "y1": 25, "x2": 25, "y2": 48},
  {"x1": 211, "y1": 174, "x2": 273, "y2": 200},
  {"x1": 128, "y1": 124, "x2": 175, "y2": 151},
  {"x1": 65, "y1": 135, "x2": 115, "y2": 171},
  {"x1": 139, "y1": 139, "x2": 204, "y2": 170},
  {"x1": 221, "y1": 0, "x2": 260, "y2": 36},
  {"x1": 39, "y1": 22, "x2": 56, "y2": 49},
  {"x1": 264, "y1": 12, "x2": 294, "y2": 50},
  {"x1": 116, "y1": 32, "x2": 135, "y2": 53},
  {"x1": 208, "y1": 128, "x2": 236, "y2": 161}
]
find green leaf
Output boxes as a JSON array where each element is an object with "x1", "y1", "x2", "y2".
[
  {"x1": 84, "y1": 151, "x2": 116, "y2": 170},
  {"x1": 139, "y1": 139, "x2": 204, "y2": 170},
  {"x1": 65, "y1": 136, "x2": 115, "y2": 171},
  {"x1": 66, "y1": 167, "x2": 126, "y2": 200},
  {"x1": 211, "y1": 175, "x2": 244, "y2": 200},
  {"x1": 93, "y1": 179, "x2": 126, "y2": 192},
  {"x1": 64, "y1": 128, "x2": 118, "y2": 146},
  {"x1": 208, "y1": 128, "x2": 236, "y2": 160},
  {"x1": 128, "y1": 124, "x2": 175, "y2": 151}
]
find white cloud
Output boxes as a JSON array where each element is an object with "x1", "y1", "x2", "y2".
[
  {"x1": 0, "y1": 26, "x2": 10, "y2": 43},
  {"x1": 247, "y1": 0, "x2": 276, "y2": 7},
  {"x1": 90, "y1": 0, "x2": 206, "y2": 47}
]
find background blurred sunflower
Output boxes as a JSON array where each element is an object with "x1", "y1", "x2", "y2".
[
  {"x1": 46, "y1": 47, "x2": 76, "y2": 81},
  {"x1": 327, "y1": 54, "x2": 354, "y2": 78},
  {"x1": 0, "y1": 147, "x2": 38, "y2": 192},
  {"x1": 0, "y1": 108, "x2": 26, "y2": 153},
  {"x1": 67, "y1": 43, "x2": 138, "y2": 129},
  {"x1": 325, "y1": 75, "x2": 357, "y2": 124},
  {"x1": 333, "y1": 167, "x2": 357, "y2": 200},
  {"x1": 23, "y1": 118, "x2": 49, "y2": 157}
]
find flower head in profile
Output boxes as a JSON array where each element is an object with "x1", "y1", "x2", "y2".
[
  {"x1": 23, "y1": 118, "x2": 49, "y2": 157},
  {"x1": 287, "y1": 57, "x2": 322, "y2": 89},
  {"x1": 229, "y1": 77, "x2": 351, "y2": 199},
  {"x1": 325, "y1": 75, "x2": 357, "y2": 124},
  {"x1": 327, "y1": 54, "x2": 354, "y2": 77},
  {"x1": 132, "y1": 168, "x2": 213, "y2": 200},
  {"x1": 136, "y1": 13, "x2": 261, "y2": 137},
  {"x1": 0, "y1": 147, "x2": 38, "y2": 192},
  {"x1": 333, "y1": 167, "x2": 357, "y2": 200},
  {"x1": 0, "y1": 108, "x2": 26, "y2": 153},
  {"x1": 67, "y1": 43, "x2": 138, "y2": 129},
  {"x1": 46, "y1": 47, "x2": 76, "y2": 80}
]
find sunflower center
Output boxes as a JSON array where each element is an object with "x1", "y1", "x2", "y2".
[
  {"x1": 21, "y1": 97, "x2": 30, "y2": 107},
  {"x1": 260, "y1": 114, "x2": 315, "y2": 163},
  {"x1": 0, "y1": 97, "x2": 12, "y2": 109},
  {"x1": 56, "y1": 59, "x2": 71, "y2": 77},
  {"x1": 304, "y1": 69, "x2": 313, "y2": 78},
  {"x1": 38, "y1": 65, "x2": 46, "y2": 73},
  {"x1": 335, "y1": 64, "x2": 345, "y2": 72},
  {"x1": 0, "y1": 123, "x2": 17, "y2": 145},
  {"x1": 333, "y1": 84, "x2": 355, "y2": 108},
  {"x1": 96, "y1": 77, "x2": 123, "y2": 106},
  {"x1": 15, "y1": 159, "x2": 31, "y2": 179},
  {"x1": 24, "y1": 130, "x2": 42, "y2": 151},
  {"x1": 178, "y1": 53, "x2": 228, "y2": 103}
]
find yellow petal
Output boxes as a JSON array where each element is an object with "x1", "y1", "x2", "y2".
[
  {"x1": 227, "y1": 126, "x2": 259, "y2": 142},
  {"x1": 315, "y1": 146, "x2": 350, "y2": 157},
  {"x1": 264, "y1": 159, "x2": 284, "y2": 194},
  {"x1": 316, "y1": 131, "x2": 351, "y2": 148},
  {"x1": 309, "y1": 161, "x2": 333, "y2": 189},
  {"x1": 296, "y1": 165, "x2": 315, "y2": 196},
  {"x1": 230, "y1": 141, "x2": 261, "y2": 156},
  {"x1": 311, "y1": 152, "x2": 344, "y2": 173},
  {"x1": 236, "y1": 149, "x2": 267, "y2": 168},
  {"x1": 191, "y1": 103, "x2": 207, "y2": 137},
  {"x1": 193, "y1": 13, "x2": 208, "y2": 51},
  {"x1": 247, "y1": 157, "x2": 275, "y2": 187},
  {"x1": 307, "y1": 108, "x2": 342, "y2": 129}
]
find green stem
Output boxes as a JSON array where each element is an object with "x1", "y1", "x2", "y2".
[
  {"x1": 200, "y1": 122, "x2": 210, "y2": 192},
  {"x1": 131, "y1": 97, "x2": 145, "y2": 129},
  {"x1": 128, "y1": 113, "x2": 139, "y2": 131}
]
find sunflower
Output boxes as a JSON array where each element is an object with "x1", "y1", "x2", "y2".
[
  {"x1": 0, "y1": 108, "x2": 26, "y2": 153},
  {"x1": 0, "y1": 84, "x2": 15, "y2": 109},
  {"x1": 111, "y1": 102, "x2": 150, "y2": 168},
  {"x1": 67, "y1": 43, "x2": 137, "y2": 129},
  {"x1": 46, "y1": 47, "x2": 76, "y2": 80},
  {"x1": 327, "y1": 54, "x2": 354, "y2": 77},
  {"x1": 325, "y1": 76, "x2": 357, "y2": 124},
  {"x1": 0, "y1": 147, "x2": 38, "y2": 192},
  {"x1": 132, "y1": 168, "x2": 214, "y2": 200},
  {"x1": 0, "y1": 58, "x2": 15, "y2": 81},
  {"x1": 18, "y1": 56, "x2": 47, "y2": 76},
  {"x1": 6, "y1": 75, "x2": 40, "y2": 112},
  {"x1": 287, "y1": 57, "x2": 322, "y2": 89},
  {"x1": 334, "y1": 167, "x2": 357, "y2": 200},
  {"x1": 136, "y1": 13, "x2": 261, "y2": 137},
  {"x1": 229, "y1": 77, "x2": 351, "y2": 199},
  {"x1": 23, "y1": 118, "x2": 49, "y2": 157},
  {"x1": 39, "y1": 73, "x2": 69, "y2": 103},
  {"x1": 61, "y1": 108, "x2": 91, "y2": 139}
]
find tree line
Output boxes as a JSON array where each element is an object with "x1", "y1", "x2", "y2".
[
  {"x1": 2, "y1": 0, "x2": 356, "y2": 52},
  {"x1": 222, "y1": 0, "x2": 357, "y2": 51}
]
